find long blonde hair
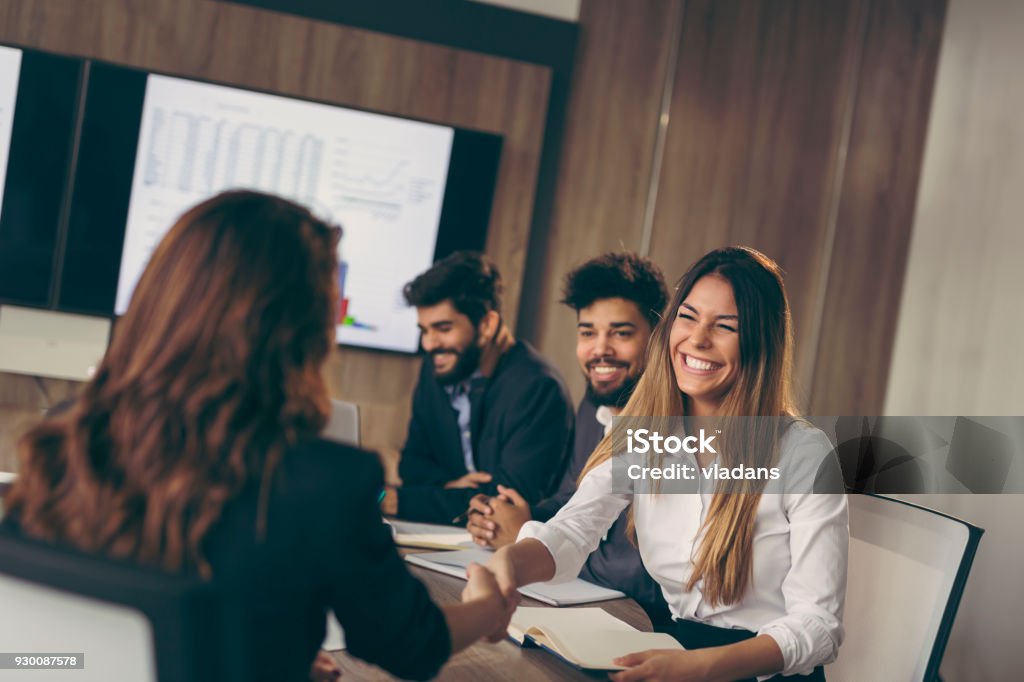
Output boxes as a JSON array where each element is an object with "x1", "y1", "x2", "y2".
[{"x1": 581, "y1": 246, "x2": 797, "y2": 606}]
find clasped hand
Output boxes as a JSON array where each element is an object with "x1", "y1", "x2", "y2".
[{"x1": 464, "y1": 485, "x2": 532, "y2": 548}]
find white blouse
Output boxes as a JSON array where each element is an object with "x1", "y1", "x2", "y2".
[{"x1": 518, "y1": 421, "x2": 848, "y2": 677}]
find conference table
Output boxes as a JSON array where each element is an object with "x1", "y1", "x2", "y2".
[{"x1": 328, "y1": 552, "x2": 653, "y2": 681}]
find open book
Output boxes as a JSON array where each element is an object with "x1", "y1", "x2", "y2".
[
  {"x1": 385, "y1": 520, "x2": 475, "y2": 551},
  {"x1": 510, "y1": 607, "x2": 684, "y2": 671},
  {"x1": 404, "y1": 549, "x2": 626, "y2": 606}
]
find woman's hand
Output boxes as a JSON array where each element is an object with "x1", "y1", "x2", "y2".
[
  {"x1": 610, "y1": 649, "x2": 713, "y2": 682},
  {"x1": 462, "y1": 562, "x2": 514, "y2": 643},
  {"x1": 485, "y1": 547, "x2": 522, "y2": 610}
]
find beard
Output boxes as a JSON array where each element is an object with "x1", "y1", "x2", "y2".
[
  {"x1": 585, "y1": 371, "x2": 641, "y2": 409},
  {"x1": 431, "y1": 335, "x2": 483, "y2": 386}
]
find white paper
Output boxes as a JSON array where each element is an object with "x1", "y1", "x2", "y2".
[{"x1": 405, "y1": 549, "x2": 626, "y2": 606}]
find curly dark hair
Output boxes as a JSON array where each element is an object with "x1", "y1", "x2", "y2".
[
  {"x1": 402, "y1": 251, "x2": 502, "y2": 326},
  {"x1": 561, "y1": 252, "x2": 668, "y2": 329},
  {"x1": 7, "y1": 190, "x2": 340, "y2": 578}
]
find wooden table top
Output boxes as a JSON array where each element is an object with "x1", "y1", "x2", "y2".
[{"x1": 329, "y1": 557, "x2": 653, "y2": 681}]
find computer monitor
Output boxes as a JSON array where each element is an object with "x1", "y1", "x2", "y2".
[{"x1": 63, "y1": 64, "x2": 502, "y2": 354}]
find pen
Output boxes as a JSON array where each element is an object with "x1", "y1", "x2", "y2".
[{"x1": 451, "y1": 509, "x2": 480, "y2": 525}]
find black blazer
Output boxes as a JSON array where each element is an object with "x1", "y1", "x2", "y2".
[
  {"x1": 3, "y1": 438, "x2": 451, "y2": 682},
  {"x1": 397, "y1": 341, "x2": 574, "y2": 524}
]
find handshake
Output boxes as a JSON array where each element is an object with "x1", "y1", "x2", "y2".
[
  {"x1": 460, "y1": 558, "x2": 519, "y2": 644},
  {"x1": 450, "y1": 485, "x2": 533, "y2": 649}
]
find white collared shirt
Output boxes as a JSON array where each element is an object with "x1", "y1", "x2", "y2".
[
  {"x1": 518, "y1": 421, "x2": 849, "y2": 677},
  {"x1": 595, "y1": 404, "x2": 615, "y2": 435}
]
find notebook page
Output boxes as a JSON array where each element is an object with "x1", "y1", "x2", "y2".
[
  {"x1": 509, "y1": 606, "x2": 635, "y2": 644},
  {"x1": 405, "y1": 549, "x2": 626, "y2": 605},
  {"x1": 520, "y1": 578, "x2": 625, "y2": 606},
  {"x1": 386, "y1": 520, "x2": 475, "y2": 549}
]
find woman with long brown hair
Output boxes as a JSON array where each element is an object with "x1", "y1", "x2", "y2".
[
  {"x1": 487, "y1": 247, "x2": 848, "y2": 681},
  {"x1": 2, "y1": 190, "x2": 511, "y2": 681}
]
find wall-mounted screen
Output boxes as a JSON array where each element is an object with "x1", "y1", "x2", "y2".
[
  {"x1": 63, "y1": 65, "x2": 502, "y2": 354},
  {"x1": 120, "y1": 75, "x2": 454, "y2": 352},
  {"x1": 0, "y1": 45, "x2": 80, "y2": 308},
  {"x1": 0, "y1": 46, "x2": 21, "y2": 217}
]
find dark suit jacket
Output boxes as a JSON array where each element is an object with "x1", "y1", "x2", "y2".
[
  {"x1": 397, "y1": 340, "x2": 574, "y2": 524},
  {"x1": 533, "y1": 398, "x2": 668, "y2": 618},
  {"x1": 3, "y1": 438, "x2": 450, "y2": 682}
]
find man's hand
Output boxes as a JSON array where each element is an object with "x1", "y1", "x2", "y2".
[
  {"x1": 487, "y1": 485, "x2": 531, "y2": 547},
  {"x1": 462, "y1": 563, "x2": 514, "y2": 643},
  {"x1": 465, "y1": 486, "x2": 532, "y2": 548},
  {"x1": 610, "y1": 649, "x2": 714, "y2": 682},
  {"x1": 445, "y1": 471, "x2": 493, "y2": 489},
  {"x1": 465, "y1": 494, "x2": 496, "y2": 546},
  {"x1": 309, "y1": 650, "x2": 342, "y2": 681}
]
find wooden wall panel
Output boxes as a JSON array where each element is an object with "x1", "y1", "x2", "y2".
[
  {"x1": 523, "y1": 0, "x2": 680, "y2": 403},
  {"x1": 647, "y1": 0, "x2": 869, "y2": 404},
  {"x1": 809, "y1": 0, "x2": 947, "y2": 414},
  {"x1": 0, "y1": 0, "x2": 550, "y2": 467}
]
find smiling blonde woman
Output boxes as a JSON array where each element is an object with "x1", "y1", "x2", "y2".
[{"x1": 487, "y1": 246, "x2": 848, "y2": 682}]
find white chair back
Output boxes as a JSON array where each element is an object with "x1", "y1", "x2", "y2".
[
  {"x1": 323, "y1": 399, "x2": 360, "y2": 447},
  {"x1": 319, "y1": 401, "x2": 358, "y2": 651},
  {"x1": 0, "y1": 532, "x2": 249, "y2": 682},
  {"x1": 826, "y1": 493, "x2": 982, "y2": 681},
  {"x1": 0, "y1": 572, "x2": 155, "y2": 681}
]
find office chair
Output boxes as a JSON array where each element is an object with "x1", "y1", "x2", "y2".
[
  {"x1": 323, "y1": 398, "x2": 360, "y2": 447},
  {"x1": 0, "y1": 471, "x2": 15, "y2": 519},
  {"x1": 0, "y1": 531, "x2": 249, "y2": 682},
  {"x1": 826, "y1": 493, "x2": 983, "y2": 681},
  {"x1": 319, "y1": 399, "x2": 360, "y2": 651}
]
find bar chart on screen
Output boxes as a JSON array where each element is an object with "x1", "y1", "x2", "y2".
[{"x1": 115, "y1": 74, "x2": 454, "y2": 352}]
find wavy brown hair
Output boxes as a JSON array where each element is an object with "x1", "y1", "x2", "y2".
[
  {"x1": 6, "y1": 190, "x2": 340, "y2": 578},
  {"x1": 582, "y1": 246, "x2": 797, "y2": 606}
]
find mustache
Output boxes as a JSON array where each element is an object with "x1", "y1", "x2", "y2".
[
  {"x1": 430, "y1": 348, "x2": 461, "y2": 358},
  {"x1": 586, "y1": 358, "x2": 629, "y2": 370}
]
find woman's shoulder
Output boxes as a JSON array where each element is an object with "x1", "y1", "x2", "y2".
[
  {"x1": 778, "y1": 419, "x2": 844, "y2": 493},
  {"x1": 780, "y1": 419, "x2": 833, "y2": 452},
  {"x1": 278, "y1": 437, "x2": 386, "y2": 497}
]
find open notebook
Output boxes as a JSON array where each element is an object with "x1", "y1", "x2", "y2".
[
  {"x1": 404, "y1": 549, "x2": 626, "y2": 606},
  {"x1": 385, "y1": 520, "x2": 475, "y2": 550},
  {"x1": 510, "y1": 606, "x2": 684, "y2": 671}
]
